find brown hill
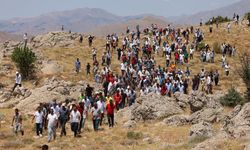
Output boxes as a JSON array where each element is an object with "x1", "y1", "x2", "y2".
[
  {"x1": 89, "y1": 16, "x2": 169, "y2": 36},
  {"x1": 0, "y1": 31, "x2": 22, "y2": 42}
]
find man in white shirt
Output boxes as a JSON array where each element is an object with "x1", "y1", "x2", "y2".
[
  {"x1": 70, "y1": 105, "x2": 81, "y2": 137},
  {"x1": 32, "y1": 107, "x2": 44, "y2": 137},
  {"x1": 12, "y1": 72, "x2": 22, "y2": 92},
  {"x1": 47, "y1": 109, "x2": 58, "y2": 142},
  {"x1": 23, "y1": 33, "x2": 28, "y2": 47}
]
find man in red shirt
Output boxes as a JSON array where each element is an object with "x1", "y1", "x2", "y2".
[
  {"x1": 106, "y1": 100, "x2": 115, "y2": 128},
  {"x1": 113, "y1": 90, "x2": 122, "y2": 111},
  {"x1": 76, "y1": 102, "x2": 83, "y2": 133}
]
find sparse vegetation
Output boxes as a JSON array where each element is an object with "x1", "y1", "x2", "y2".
[
  {"x1": 196, "y1": 42, "x2": 206, "y2": 51},
  {"x1": 164, "y1": 136, "x2": 208, "y2": 150},
  {"x1": 205, "y1": 16, "x2": 231, "y2": 25},
  {"x1": 213, "y1": 42, "x2": 221, "y2": 54},
  {"x1": 220, "y1": 87, "x2": 244, "y2": 107},
  {"x1": 238, "y1": 53, "x2": 250, "y2": 101},
  {"x1": 11, "y1": 47, "x2": 36, "y2": 79},
  {"x1": 127, "y1": 131, "x2": 143, "y2": 140},
  {"x1": 245, "y1": 12, "x2": 250, "y2": 26}
]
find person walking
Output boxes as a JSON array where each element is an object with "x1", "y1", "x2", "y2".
[
  {"x1": 75, "y1": 58, "x2": 81, "y2": 74},
  {"x1": 106, "y1": 100, "x2": 115, "y2": 128},
  {"x1": 12, "y1": 72, "x2": 22, "y2": 92},
  {"x1": 59, "y1": 104, "x2": 68, "y2": 137},
  {"x1": 47, "y1": 109, "x2": 58, "y2": 142},
  {"x1": 91, "y1": 103, "x2": 101, "y2": 131},
  {"x1": 70, "y1": 105, "x2": 81, "y2": 137},
  {"x1": 11, "y1": 108, "x2": 24, "y2": 136},
  {"x1": 32, "y1": 107, "x2": 44, "y2": 137}
]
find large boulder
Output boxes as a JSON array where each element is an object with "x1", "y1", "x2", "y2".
[
  {"x1": 191, "y1": 132, "x2": 229, "y2": 150},
  {"x1": 31, "y1": 32, "x2": 80, "y2": 48},
  {"x1": 174, "y1": 92, "x2": 190, "y2": 108},
  {"x1": 189, "y1": 108, "x2": 224, "y2": 124},
  {"x1": 188, "y1": 91, "x2": 222, "y2": 112},
  {"x1": 0, "y1": 77, "x2": 102, "y2": 112},
  {"x1": 189, "y1": 121, "x2": 214, "y2": 139},
  {"x1": 223, "y1": 103, "x2": 250, "y2": 138},
  {"x1": 131, "y1": 93, "x2": 183, "y2": 121},
  {"x1": 163, "y1": 115, "x2": 189, "y2": 126}
]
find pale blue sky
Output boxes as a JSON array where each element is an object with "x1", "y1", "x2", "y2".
[{"x1": 0, "y1": 0, "x2": 241, "y2": 20}]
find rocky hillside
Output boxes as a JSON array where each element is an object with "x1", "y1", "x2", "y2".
[{"x1": 0, "y1": 23, "x2": 250, "y2": 149}]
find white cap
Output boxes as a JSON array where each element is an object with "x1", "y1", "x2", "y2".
[{"x1": 16, "y1": 71, "x2": 19, "y2": 74}]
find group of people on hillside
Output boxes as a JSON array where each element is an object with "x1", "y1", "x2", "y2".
[
  {"x1": 12, "y1": 84, "x2": 119, "y2": 142},
  {"x1": 11, "y1": 18, "x2": 238, "y2": 145}
]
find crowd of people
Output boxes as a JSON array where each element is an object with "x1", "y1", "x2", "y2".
[{"x1": 11, "y1": 18, "x2": 238, "y2": 145}]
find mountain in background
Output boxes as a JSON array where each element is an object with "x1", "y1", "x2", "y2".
[
  {"x1": 0, "y1": 8, "x2": 168, "y2": 35},
  {"x1": 169, "y1": 0, "x2": 250, "y2": 25},
  {"x1": 0, "y1": 32, "x2": 22, "y2": 42},
  {"x1": 89, "y1": 15, "x2": 169, "y2": 36}
]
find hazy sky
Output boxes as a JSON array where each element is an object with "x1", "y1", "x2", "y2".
[{"x1": 0, "y1": 0, "x2": 242, "y2": 20}]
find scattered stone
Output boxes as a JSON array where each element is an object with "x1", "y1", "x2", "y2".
[{"x1": 189, "y1": 121, "x2": 214, "y2": 139}]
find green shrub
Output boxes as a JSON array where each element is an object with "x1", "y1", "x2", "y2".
[
  {"x1": 127, "y1": 131, "x2": 143, "y2": 140},
  {"x1": 238, "y1": 53, "x2": 250, "y2": 101},
  {"x1": 220, "y1": 87, "x2": 244, "y2": 107},
  {"x1": 245, "y1": 12, "x2": 250, "y2": 26},
  {"x1": 213, "y1": 42, "x2": 221, "y2": 54},
  {"x1": 205, "y1": 16, "x2": 231, "y2": 25},
  {"x1": 11, "y1": 47, "x2": 36, "y2": 79},
  {"x1": 196, "y1": 42, "x2": 206, "y2": 51}
]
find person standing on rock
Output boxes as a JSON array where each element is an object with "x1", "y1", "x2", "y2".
[
  {"x1": 11, "y1": 108, "x2": 24, "y2": 136},
  {"x1": 47, "y1": 109, "x2": 58, "y2": 142},
  {"x1": 70, "y1": 105, "x2": 81, "y2": 137},
  {"x1": 32, "y1": 107, "x2": 44, "y2": 137},
  {"x1": 12, "y1": 72, "x2": 22, "y2": 92},
  {"x1": 75, "y1": 58, "x2": 81, "y2": 74},
  {"x1": 23, "y1": 33, "x2": 28, "y2": 48},
  {"x1": 88, "y1": 35, "x2": 94, "y2": 47}
]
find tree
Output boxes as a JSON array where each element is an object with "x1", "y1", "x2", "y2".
[
  {"x1": 245, "y1": 12, "x2": 250, "y2": 26},
  {"x1": 220, "y1": 87, "x2": 244, "y2": 107},
  {"x1": 11, "y1": 47, "x2": 36, "y2": 79},
  {"x1": 238, "y1": 52, "x2": 250, "y2": 101}
]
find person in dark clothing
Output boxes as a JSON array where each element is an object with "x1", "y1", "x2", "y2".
[
  {"x1": 88, "y1": 35, "x2": 94, "y2": 47},
  {"x1": 86, "y1": 63, "x2": 91, "y2": 75},
  {"x1": 59, "y1": 104, "x2": 68, "y2": 136},
  {"x1": 79, "y1": 35, "x2": 83, "y2": 43},
  {"x1": 103, "y1": 80, "x2": 109, "y2": 97},
  {"x1": 85, "y1": 84, "x2": 94, "y2": 105},
  {"x1": 117, "y1": 48, "x2": 122, "y2": 60},
  {"x1": 214, "y1": 70, "x2": 220, "y2": 86}
]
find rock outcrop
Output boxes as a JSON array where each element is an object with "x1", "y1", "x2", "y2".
[
  {"x1": 189, "y1": 121, "x2": 214, "y2": 139},
  {"x1": 163, "y1": 115, "x2": 190, "y2": 126},
  {"x1": 130, "y1": 93, "x2": 183, "y2": 121},
  {"x1": 223, "y1": 103, "x2": 250, "y2": 138},
  {"x1": 0, "y1": 77, "x2": 101, "y2": 112},
  {"x1": 31, "y1": 32, "x2": 81, "y2": 48},
  {"x1": 188, "y1": 91, "x2": 222, "y2": 113}
]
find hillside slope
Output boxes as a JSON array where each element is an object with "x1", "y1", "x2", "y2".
[{"x1": 170, "y1": 0, "x2": 250, "y2": 24}]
